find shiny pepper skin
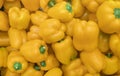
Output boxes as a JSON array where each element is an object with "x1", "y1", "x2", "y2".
[
  {"x1": 0, "y1": 47, "x2": 8, "y2": 68},
  {"x1": 73, "y1": 20, "x2": 99, "y2": 51},
  {"x1": 7, "y1": 51, "x2": 28, "y2": 73},
  {"x1": 20, "y1": 39, "x2": 48, "y2": 63},
  {"x1": 48, "y1": 1, "x2": 74, "y2": 22},
  {"x1": 52, "y1": 36, "x2": 77, "y2": 65},
  {"x1": 21, "y1": 64, "x2": 44, "y2": 76},
  {"x1": 0, "y1": 11, "x2": 9, "y2": 31},
  {"x1": 8, "y1": 27, "x2": 27, "y2": 49},
  {"x1": 39, "y1": 19, "x2": 66, "y2": 44},
  {"x1": 97, "y1": 0, "x2": 120, "y2": 34},
  {"x1": 80, "y1": 49, "x2": 105, "y2": 74},
  {"x1": 5, "y1": 69, "x2": 20, "y2": 76},
  {"x1": 8, "y1": 7, "x2": 30, "y2": 30}
]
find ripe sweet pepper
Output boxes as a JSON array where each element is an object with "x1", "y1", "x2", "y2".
[
  {"x1": 81, "y1": 0, "x2": 105, "y2": 13},
  {"x1": 109, "y1": 33, "x2": 120, "y2": 58},
  {"x1": 39, "y1": 19, "x2": 66, "y2": 44},
  {"x1": 48, "y1": 1, "x2": 74, "y2": 22},
  {"x1": 38, "y1": 54, "x2": 60, "y2": 71},
  {"x1": 21, "y1": 64, "x2": 44, "y2": 76},
  {"x1": 62, "y1": 58, "x2": 86, "y2": 76},
  {"x1": 21, "y1": 0, "x2": 40, "y2": 11},
  {"x1": 20, "y1": 39, "x2": 48, "y2": 63},
  {"x1": 0, "y1": 47, "x2": 8, "y2": 68},
  {"x1": 31, "y1": 11, "x2": 48, "y2": 26},
  {"x1": 7, "y1": 51, "x2": 28, "y2": 73},
  {"x1": 102, "y1": 53, "x2": 119, "y2": 75},
  {"x1": 44, "y1": 67, "x2": 63, "y2": 76},
  {"x1": 0, "y1": 11, "x2": 9, "y2": 31},
  {"x1": 8, "y1": 27, "x2": 27, "y2": 49},
  {"x1": 52, "y1": 36, "x2": 77, "y2": 64},
  {"x1": 97, "y1": 0, "x2": 120, "y2": 34},
  {"x1": 98, "y1": 31, "x2": 110, "y2": 53},
  {"x1": 71, "y1": 0, "x2": 85, "y2": 17},
  {"x1": 73, "y1": 20, "x2": 99, "y2": 51},
  {"x1": 80, "y1": 49, "x2": 105, "y2": 74},
  {"x1": 8, "y1": 7, "x2": 30, "y2": 30},
  {"x1": 5, "y1": 69, "x2": 20, "y2": 76}
]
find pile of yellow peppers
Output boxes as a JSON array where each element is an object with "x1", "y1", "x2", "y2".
[{"x1": 1, "y1": 0, "x2": 120, "y2": 76}]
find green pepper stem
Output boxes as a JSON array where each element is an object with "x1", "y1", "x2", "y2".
[
  {"x1": 66, "y1": 3, "x2": 72, "y2": 13},
  {"x1": 13, "y1": 62, "x2": 22, "y2": 70},
  {"x1": 34, "y1": 64, "x2": 40, "y2": 71},
  {"x1": 114, "y1": 8, "x2": 120, "y2": 18},
  {"x1": 106, "y1": 53, "x2": 113, "y2": 58},
  {"x1": 40, "y1": 61, "x2": 46, "y2": 67},
  {"x1": 39, "y1": 45, "x2": 46, "y2": 54},
  {"x1": 48, "y1": 0, "x2": 56, "y2": 7}
]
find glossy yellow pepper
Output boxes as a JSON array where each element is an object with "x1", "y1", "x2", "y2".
[
  {"x1": 8, "y1": 27, "x2": 27, "y2": 49},
  {"x1": 0, "y1": 32, "x2": 9, "y2": 46},
  {"x1": 21, "y1": 0, "x2": 40, "y2": 11},
  {"x1": 4, "y1": 0, "x2": 21, "y2": 13},
  {"x1": 98, "y1": 31, "x2": 110, "y2": 53},
  {"x1": 20, "y1": 39, "x2": 48, "y2": 63},
  {"x1": 39, "y1": 19, "x2": 66, "y2": 44},
  {"x1": 21, "y1": 64, "x2": 44, "y2": 76},
  {"x1": 71, "y1": 0, "x2": 85, "y2": 17},
  {"x1": 44, "y1": 67, "x2": 63, "y2": 76},
  {"x1": 84, "y1": 73, "x2": 101, "y2": 76},
  {"x1": 97, "y1": 1, "x2": 120, "y2": 34},
  {"x1": 52, "y1": 36, "x2": 77, "y2": 64},
  {"x1": 0, "y1": 11, "x2": 9, "y2": 31},
  {"x1": 73, "y1": 20, "x2": 99, "y2": 51},
  {"x1": 0, "y1": 0, "x2": 4, "y2": 8},
  {"x1": 5, "y1": 69, "x2": 20, "y2": 76},
  {"x1": 109, "y1": 33, "x2": 120, "y2": 59},
  {"x1": 38, "y1": 54, "x2": 60, "y2": 71},
  {"x1": 80, "y1": 49, "x2": 105, "y2": 74},
  {"x1": 7, "y1": 51, "x2": 28, "y2": 73},
  {"x1": 81, "y1": 0, "x2": 105, "y2": 13},
  {"x1": 62, "y1": 58, "x2": 86, "y2": 76},
  {"x1": 27, "y1": 25, "x2": 42, "y2": 41},
  {"x1": 65, "y1": 18, "x2": 80, "y2": 37},
  {"x1": 102, "y1": 53, "x2": 119, "y2": 75},
  {"x1": 48, "y1": 1, "x2": 74, "y2": 22},
  {"x1": 30, "y1": 11, "x2": 48, "y2": 26},
  {"x1": 0, "y1": 47, "x2": 8, "y2": 68},
  {"x1": 8, "y1": 7, "x2": 30, "y2": 30}
]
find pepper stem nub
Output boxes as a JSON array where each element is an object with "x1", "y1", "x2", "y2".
[{"x1": 114, "y1": 8, "x2": 120, "y2": 18}]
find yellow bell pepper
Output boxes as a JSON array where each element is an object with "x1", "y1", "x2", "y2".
[
  {"x1": 0, "y1": 47, "x2": 8, "y2": 68},
  {"x1": 0, "y1": 11, "x2": 9, "y2": 31},
  {"x1": 48, "y1": 1, "x2": 74, "y2": 22},
  {"x1": 84, "y1": 73, "x2": 101, "y2": 76},
  {"x1": 44, "y1": 67, "x2": 63, "y2": 76},
  {"x1": 102, "y1": 53, "x2": 119, "y2": 75},
  {"x1": 21, "y1": 0, "x2": 40, "y2": 11},
  {"x1": 80, "y1": 49, "x2": 105, "y2": 74},
  {"x1": 21, "y1": 64, "x2": 44, "y2": 76},
  {"x1": 8, "y1": 27, "x2": 27, "y2": 49},
  {"x1": 27, "y1": 25, "x2": 42, "y2": 41},
  {"x1": 71, "y1": 0, "x2": 85, "y2": 17},
  {"x1": 38, "y1": 54, "x2": 60, "y2": 71},
  {"x1": 30, "y1": 11, "x2": 48, "y2": 26},
  {"x1": 109, "y1": 33, "x2": 120, "y2": 58},
  {"x1": 73, "y1": 20, "x2": 99, "y2": 51},
  {"x1": 39, "y1": 19, "x2": 66, "y2": 44},
  {"x1": 5, "y1": 69, "x2": 20, "y2": 76},
  {"x1": 8, "y1": 7, "x2": 30, "y2": 30},
  {"x1": 97, "y1": 1, "x2": 120, "y2": 34},
  {"x1": 65, "y1": 18, "x2": 80, "y2": 37},
  {"x1": 3, "y1": 0, "x2": 21, "y2": 13},
  {"x1": 7, "y1": 51, "x2": 28, "y2": 73},
  {"x1": 52, "y1": 36, "x2": 77, "y2": 64},
  {"x1": 0, "y1": 32, "x2": 9, "y2": 46},
  {"x1": 20, "y1": 39, "x2": 48, "y2": 63},
  {"x1": 81, "y1": 0, "x2": 105, "y2": 13},
  {"x1": 62, "y1": 58, "x2": 86, "y2": 76},
  {"x1": 98, "y1": 31, "x2": 110, "y2": 53},
  {"x1": 0, "y1": 0, "x2": 4, "y2": 8}
]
